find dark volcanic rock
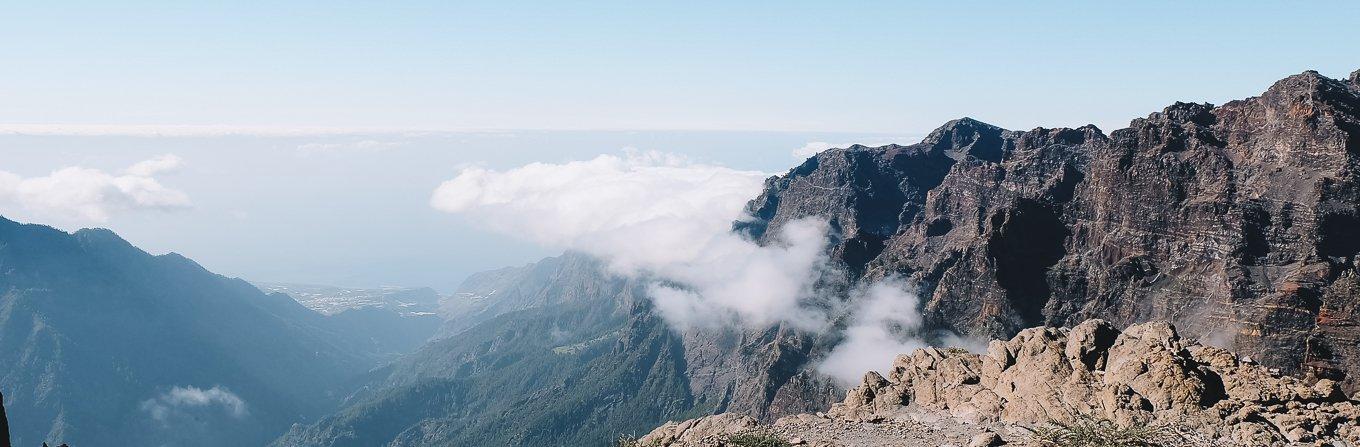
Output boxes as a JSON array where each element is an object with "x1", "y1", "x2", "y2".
[
  {"x1": 744, "y1": 69, "x2": 1360, "y2": 391},
  {"x1": 1, "y1": 391, "x2": 9, "y2": 447}
]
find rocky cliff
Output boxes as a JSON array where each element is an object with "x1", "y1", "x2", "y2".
[
  {"x1": 1, "y1": 391, "x2": 10, "y2": 447},
  {"x1": 741, "y1": 69, "x2": 1360, "y2": 391},
  {"x1": 640, "y1": 319, "x2": 1360, "y2": 446}
]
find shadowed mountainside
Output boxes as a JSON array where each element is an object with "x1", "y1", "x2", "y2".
[{"x1": 0, "y1": 218, "x2": 402, "y2": 447}]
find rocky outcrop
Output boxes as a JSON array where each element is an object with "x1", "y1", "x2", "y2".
[
  {"x1": 833, "y1": 319, "x2": 1359, "y2": 445},
  {"x1": 642, "y1": 320, "x2": 1360, "y2": 446},
  {"x1": 638, "y1": 413, "x2": 760, "y2": 446},
  {"x1": 1, "y1": 391, "x2": 9, "y2": 447},
  {"x1": 742, "y1": 69, "x2": 1360, "y2": 391}
]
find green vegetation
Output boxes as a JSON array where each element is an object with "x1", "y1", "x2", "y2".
[
  {"x1": 724, "y1": 433, "x2": 792, "y2": 447},
  {"x1": 1025, "y1": 414, "x2": 1184, "y2": 447}
]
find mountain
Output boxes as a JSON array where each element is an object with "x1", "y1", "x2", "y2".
[
  {"x1": 738, "y1": 69, "x2": 1360, "y2": 391},
  {"x1": 275, "y1": 253, "x2": 840, "y2": 447},
  {"x1": 280, "y1": 69, "x2": 1360, "y2": 447},
  {"x1": 273, "y1": 253, "x2": 701, "y2": 446},
  {"x1": 0, "y1": 217, "x2": 381, "y2": 447}
]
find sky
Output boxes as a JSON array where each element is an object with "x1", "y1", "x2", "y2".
[{"x1": 2, "y1": 1, "x2": 1358, "y2": 291}]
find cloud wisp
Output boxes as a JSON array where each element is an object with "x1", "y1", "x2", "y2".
[
  {"x1": 432, "y1": 150, "x2": 944, "y2": 382},
  {"x1": 141, "y1": 385, "x2": 249, "y2": 424},
  {"x1": 0, "y1": 154, "x2": 191, "y2": 222},
  {"x1": 816, "y1": 279, "x2": 929, "y2": 384}
]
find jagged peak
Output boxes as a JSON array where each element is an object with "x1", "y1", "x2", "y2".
[
  {"x1": 924, "y1": 117, "x2": 1007, "y2": 140},
  {"x1": 1147, "y1": 101, "x2": 1217, "y2": 126},
  {"x1": 1350, "y1": 68, "x2": 1360, "y2": 88},
  {"x1": 1263, "y1": 69, "x2": 1357, "y2": 99},
  {"x1": 921, "y1": 117, "x2": 1009, "y2": 162},
  {"x1": 1015, "y1": 125, "x2": 1108, "y2": 150}
]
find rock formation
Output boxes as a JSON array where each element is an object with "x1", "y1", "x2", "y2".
[
  {"x1": 640, "y1": 319, "x2": 1360, "y2": 446},
  {"x1": 1, "y1": 391, "x2": 10, "y2": 447},
  {"x1": 741, "y1": 68, "x2": 1360, "y2": 391}
]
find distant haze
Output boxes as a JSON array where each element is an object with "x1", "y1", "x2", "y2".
[
  {"x1": 3, "y1": 0, "x2": 1357, "y2": 290},
  {"x1": 0, "y1": 131, "x2": 914, "y2": 291}
]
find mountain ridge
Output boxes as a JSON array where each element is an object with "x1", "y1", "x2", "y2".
[
  {"x1": 741, "y1": 68, "x2": 1360, "y2": 390},
  {"x1": 0, "y1": 216, "x2": 430, "y2": 446}
]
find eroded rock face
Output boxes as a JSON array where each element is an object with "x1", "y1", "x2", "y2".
[
  {"x1": 833, "y1": 320, "x2": 1360, "y2": 445},
  {"x1": 637, "y1": 413, "x2": 759, "y2": 446},
  {"x1": 742, "y1": 69, "x2": 1360, "y2": 391}
]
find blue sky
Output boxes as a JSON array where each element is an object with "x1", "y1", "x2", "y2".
[
  {"x1": 1, "y1": 1, "x2": 1357, "y2": 291},
  {"x1": 4, "y1": 1, "x2": 1357, "y2": 133}
]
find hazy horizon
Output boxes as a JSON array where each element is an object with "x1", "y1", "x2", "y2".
[{"x1": 4, "y1": 0, "x2": 1358, "y2": 291}]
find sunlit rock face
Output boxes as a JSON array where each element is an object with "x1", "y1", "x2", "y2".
[
  {"x1": 643, "y1": 319, "x2": 1360, "y2": 446},
  {"x1": 742, "y1": 69, "x2": 1360, "y2": 391}
]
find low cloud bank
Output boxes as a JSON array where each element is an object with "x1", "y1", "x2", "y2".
[
  {"x1": 0, "y1": 154, "x2": 190, "y2": 222},
  {"x1": 432, "y1": 149, "x2": 944, "y2": 382}
]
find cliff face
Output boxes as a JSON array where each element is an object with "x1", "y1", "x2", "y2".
[
  {"x1": 1, "y1": 391, "x2": 10, "y2": 447},
  {"x1": 743, "y1": 70, "x2": 1360, "y2": 390}
]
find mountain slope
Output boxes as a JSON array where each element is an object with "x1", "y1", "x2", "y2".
[
  {"x1": 274, "y1": 253, "x2": 706, "y2": 446},
  {"x1": 741, "y1": 69, "x2": 1360, "y2": 389},
  {"x1": 276, "y1": 253, "x2": 842, "y2": 447},
  {"x1": 0, "y1": 217, "x2": 376, "y2": 447}
]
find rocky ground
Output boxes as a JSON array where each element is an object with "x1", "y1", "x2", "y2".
[
  {"x1": 638, "y1": 319, "x2": 1360, "y2": 446},
  {"x1": 639, "y1": 409, "x2": 1029, "y2": 447}
]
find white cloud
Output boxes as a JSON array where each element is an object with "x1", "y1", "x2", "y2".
[
  {"x1": 141, "y1": 385, "x2": 249, "y2": 423},
  {"x1": 124, "y1": 154, "x2": 184, "y2": 177},
  {"x1": 431, "y1": 150, "x2": 837, "y2": 329},
  {"x1": 816, "y1": 279, "x2": 928, "y2": 384},
  {"x1": 792, "y1": 142, "x2": 840, "y2": 159},
  {"x1": 0, "y1": 154, "x2": 191, "y2": 222}
]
